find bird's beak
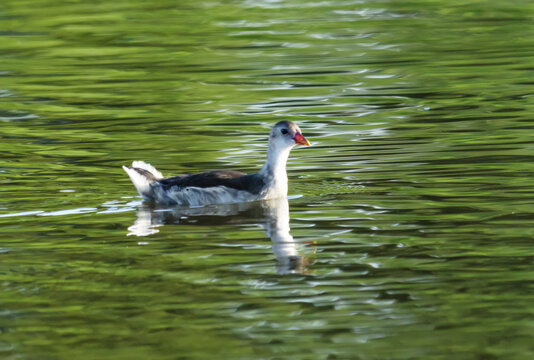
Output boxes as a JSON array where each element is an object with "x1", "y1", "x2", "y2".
[{"x1": 294, "y1": 133, "x2": 310, "y2": 146}]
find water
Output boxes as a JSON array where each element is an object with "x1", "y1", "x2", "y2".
[{"x1": 1, "y1": 0, "x2": 534, "y2": 358}]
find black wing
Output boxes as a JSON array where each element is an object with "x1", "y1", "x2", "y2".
[{"x1": 158, "y1": 170, "x2": 265, "y2": 195}]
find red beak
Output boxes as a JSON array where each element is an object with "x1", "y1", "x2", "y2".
[{"x1": 294, "y1": 133, "x2": 311, "y2": 146}]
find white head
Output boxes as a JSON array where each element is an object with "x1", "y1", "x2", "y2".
[{"x1": 268, "y1": 120, "x2": 310, "y2": 150}]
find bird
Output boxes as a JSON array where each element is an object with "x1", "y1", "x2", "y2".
[{"x1": 122, "y1": 121, "x2": 310, "y2": 206}]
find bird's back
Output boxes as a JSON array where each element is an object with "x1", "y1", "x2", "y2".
[{"x1": 158, "y1": 170, "x2": 265, "y2": 194}]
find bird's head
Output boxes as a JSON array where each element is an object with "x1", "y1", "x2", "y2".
[{"x1": 269, "y1": 121, "x2": 310, "y2": 149}]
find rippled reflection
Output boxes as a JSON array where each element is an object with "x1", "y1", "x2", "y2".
[{"x1": 128, "y1": 198, "x2": 309, "y2": 274}]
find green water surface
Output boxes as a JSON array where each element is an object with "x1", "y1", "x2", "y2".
[{"x1": 1, "y1": 0, "x2": 534, "y2": 359}]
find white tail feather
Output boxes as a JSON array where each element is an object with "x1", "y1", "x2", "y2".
[
  {"x1": 131, "y1": 161, "x2": 163, "y2": 179},
  {"x1": 123, "y1": 165, "x2": 155, "y2": 199}
]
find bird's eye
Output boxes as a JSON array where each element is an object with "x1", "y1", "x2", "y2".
[{"x1": 281, "y1": 128, "x2": 288, "y2": 135}]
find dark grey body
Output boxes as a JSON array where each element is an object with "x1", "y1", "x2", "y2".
[{"x1": 132, "y1": 168, "x2": 266, "y2": 195}]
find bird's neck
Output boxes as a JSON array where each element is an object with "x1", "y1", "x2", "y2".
[{"x1": 260, "y1": 142, "x2": 292, "y2": 187}]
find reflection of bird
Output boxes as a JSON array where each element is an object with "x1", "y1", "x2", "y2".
[
  {"x1": 123, "y1": 121, "x2": 310, "y2": 206},
  {"x1": 127, "y1": 198, "x2": 310, "y2": 275},
  {"x1": 261, "y1": 198, "x2": 310, "y2": 275}
]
